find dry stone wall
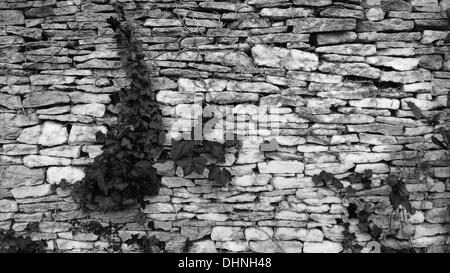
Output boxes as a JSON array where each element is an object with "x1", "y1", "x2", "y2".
[{"x1": 0, "y1": 0, "x2": 450, "y2": 252}]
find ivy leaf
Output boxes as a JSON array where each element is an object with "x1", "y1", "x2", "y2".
[
  {"x1": 405, "y1": 101, "x2": 423, "y2": 119},
  {"x1": 260, "y1": 138, "x2": 279, "y2": 152},
  {"x1": 205, "y1": 141, "x2": 225, "y2": 162},
  {"x1": 370, "y1": 224, "x2": 382, "y2": 240},
  {"x1": 431, "y1": 136, "x2": 448, "y2": 150},
  {"x1": 171, "y1": 140, "x2": 194, "y2": 161},
  {"x1": 389, "y1": 191, "x2": 402, "y2": 210},
  {"x1": 177, "y1": 156, "x2": 207, "y2": 176},
  {"x1": 131, "y1": 160, "x2": 155, "y2": 178},
  {"x1": 215, "y1": 168, "x2": 232, "y2": 186},
  {"x1": 208, "y1": 165, "x2": 231, "y2": 186}
]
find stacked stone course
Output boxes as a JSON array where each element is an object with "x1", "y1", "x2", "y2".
[{"x1": 0, "y1": 0, "x2": 449, "y2": 252}]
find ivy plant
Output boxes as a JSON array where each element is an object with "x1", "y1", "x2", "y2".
[{"x1": 71, "y1": 15, "x2": 163, "y2": 211}]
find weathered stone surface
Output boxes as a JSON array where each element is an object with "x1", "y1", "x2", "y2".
[
  {"x1": 211, "y1": 227, "x2": 244, "y2": 241},
  {"x1": 227, "y1": 81, "x2": 280, "y2": 93},
  {"x1": 314, "y1": 114, "x2": 375, "y2": 124},
  {"x1": 0, "y1": 165, "x2": 45, "y2": 189},
  {"x1": 71, "y1": 103, "x2": 106, "y2": 118},
  {"x1": 357, "y1": 19, "x2": 414, "y2": 32},
  {"x1": 38, "y1": 121, "x2": 68, "y2": 146},
  {"x1": 10, "y1": 184, "x2": 53, "y2": 199},
  {"x1": 366, "y1": 56, "x2": 419, "y2": 71},
  {"x1": 349, "y1": 98, "x2": 400, "y2": 109},
  {"x1": 252, "y1": 45, "x2": 319, "y2": 71},
  {"x1": 0, "y1": 10, "x2": 25, "y2": 25},
  {"x1": 288, "y1": 18, "x2": 357, "y2": 33},
  {"x1": 68, "y1": 125, "x2": 107, "y2": 144},
  {"x1": 0, "y1": 200, "x2": 18, "y2": 212},
  {"x1": 178, "y1": 78, "x2": 227, "y2": 92},
  {"x1": 23, "y1": 91, "x2": 70, "y2": 108},
  {"x1": 47, "y1": 166, "x2": 85, "y2": 184},
  {"x1": 23, "y1": 155, "x2": 71, "y2": 168},
  {"x1": 258, "y1": 161, "x2": 304, "y2": 174},
  {"x1": 303, "y1": 241, "x2": 343, "y2": 253},
  {"x1": 318, "y1": 62, "x2": 381, "y2": 79},
  {"x1": 274, "y1": 228, "x2": 324, "y2": 241},
  {"x1": 316, "y1": 44, "x2": 376, "y2": 56},
  {"x1": 161, "y1": 177, "x2": 195, "y2": 188},
  {"x1": 260, "y1": 7, "x2": 312, "y2": 18},
  {"x1": 30, "y1": 75, "x2": 75, "y2": 85},
  {"x1": 315, "y1": 32, "x2": 357, "y2": 46},
  {"x1": 2, "y1": 144, "x2": 38, "y2": 155},
  {"x1": 380, "y1": 69, "x2": 432, "y2": 83},
  {"x1": 40, "y1": 145, "x2": 81, "y2": 158},
  {"x1": 156, "y1": 91, "x2": 203, "y2": 105}
]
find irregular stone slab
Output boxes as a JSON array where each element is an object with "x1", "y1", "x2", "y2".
[
  {"x1": 248, "y1": 33, "x2": 309, "y2": 44},
  {"x1": 320, "y1": 7, "x2": 364, "y2": 18},
  {"x1": 349, "y1": 98, "x2": 400, "y2": 109},
  {"x1": 316, "y1": 44, "x2": 376, "y2": 56},
  {"x1": 10, "y1": 184, "x2": 53, "y2": 199},
  {"x1": 318, "y1": 62, "x2": 381, "y2": 79},
  {"x1": 206, "y1": 92, "x2": 259, "y2": 104},
  {"x1": 260, "y1": 7, "x2": 312, "y2": 18},
  {"x1": 156, "y1": 91, "x2": 203, "y2": 105},
  {"x1": 0, "y1": 10, "x2": 25, "y2": 25},
  {"x1": 355, "y1": 163, "x2": 389, "y2": 173},
  {"x1": 227, "y1": 81, "x2": 280, "y2": 93},
  {"x1": 40, "y1": 145, "x2": 81, "y2": 158},
  {"x1": 17, "y1": 125, "x2": 41, "y2": 144},
  {"x1": 286, "y1": 71, "x2": 343, "y2": 83},
  {"x1": 339, "y1": 152, "x2": 391, "y2": 163},
  {"x1": 0, "y1": 200, "x2": 18, "y2": 212},
  {"x1": 6, "y1": 26, "x2": 42, "y2": 40},
  {"x1": 314, "y1": 114, "x2": 375, "y2": 124},
  {"x1": 358, "y1": 32, "x2": 421, "y2": 42},
  {"x1": 71, "y1": 103, "x2": 106, "y2": 117},
  {"x1": 359, "y1": 133, "x2": 397, "y2": 145},
  {"x1": 2, "y1": 144, "x2": 38, "y2": 155},
  {"x1": 419, "y1": 54, "x2": 443, "y2": 70},
  {"x1": 287, "y1": 18, "x2": 357, "y2": 33},
  {"x1": 357, "y1": 19, "x2": 414, "y2": 31},
  {"x1": 199, "y1": 2, "x2": 254, "y2": 12},
  {"x1": 314, "y1": 31, "x2": 357, "y2": 45},
  {"x1": 203, "y1": 51, "x2": 256, "y2": 71},
  {"x1": 68, "y1": 125, "x2": 107, "y2": 144},
  {"x1": 377, "y1": 47, "x2": 416, "y2": 56},
  {"x1": 30, "y1": 75, "x2": 75, "y2": 85},
  {"x1": 0, "y1": 93, "x2": 22, "y2": 109},
  {"x1": 144, "y1": 19, "x2": 182, "y2": 27},
  {"x1": 161, "y1": 177, "x2": 195, "y2": 188},
  {"x1": 211, "y1": 226, "x2": 244, "y2": 241},
  {"x1": 23, "y1": 155, "x2": 71, "y2": 168},
  {"x1": 244, "y1": 227, "x2": 273, "y2": 241},
  {"x1": 274, "y1": 228, "x2": 324, "y2": 241},
  {"x1": 258, "y1": 161, "x2": 304, "y2": 174},
  {"x1": 46, "y1": 166, "x2": 85, "y2": 184},
  {"x1": 303, "y1": 241, "x2": 343, "y2": 253},
  {"x1": 421, "y1": 30, "x2": 448, "y2": 44},
  {"x1": 380, "y1": 69, "x2": 432, "y2": 83},
  {"x1": 366, "y1": 56, "x2": 419, "y2": 71},
  {"x1": 189, "y1": 240, "x2": 218, "y2": 253},
  {"x1": 251, "y1": 45, "x2": 319, "y2": 71},
  {"x1": 178, "y1": 78, "x2": 228, "y2": 92},
  {"x1": 23, "y1": 91, "x2": 70, "y2": 108},
  {"x1": 293, "y1": 0, "x2": 332, "y2": 6},
  {"x1": 38, "y1": 121, "x2": 68, "y2": 146}
]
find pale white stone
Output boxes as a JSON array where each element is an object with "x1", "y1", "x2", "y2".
[
  {"x1": 46, "y1": 166, "x2": 85, "y2": 184},
  {"x1": 38, "y1": 121, "x2": 68, "y2": 146}
]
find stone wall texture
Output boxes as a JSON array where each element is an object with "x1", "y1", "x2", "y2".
[{"x1": 1, "y1": 0, "x2": 450, "y2": 252}]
